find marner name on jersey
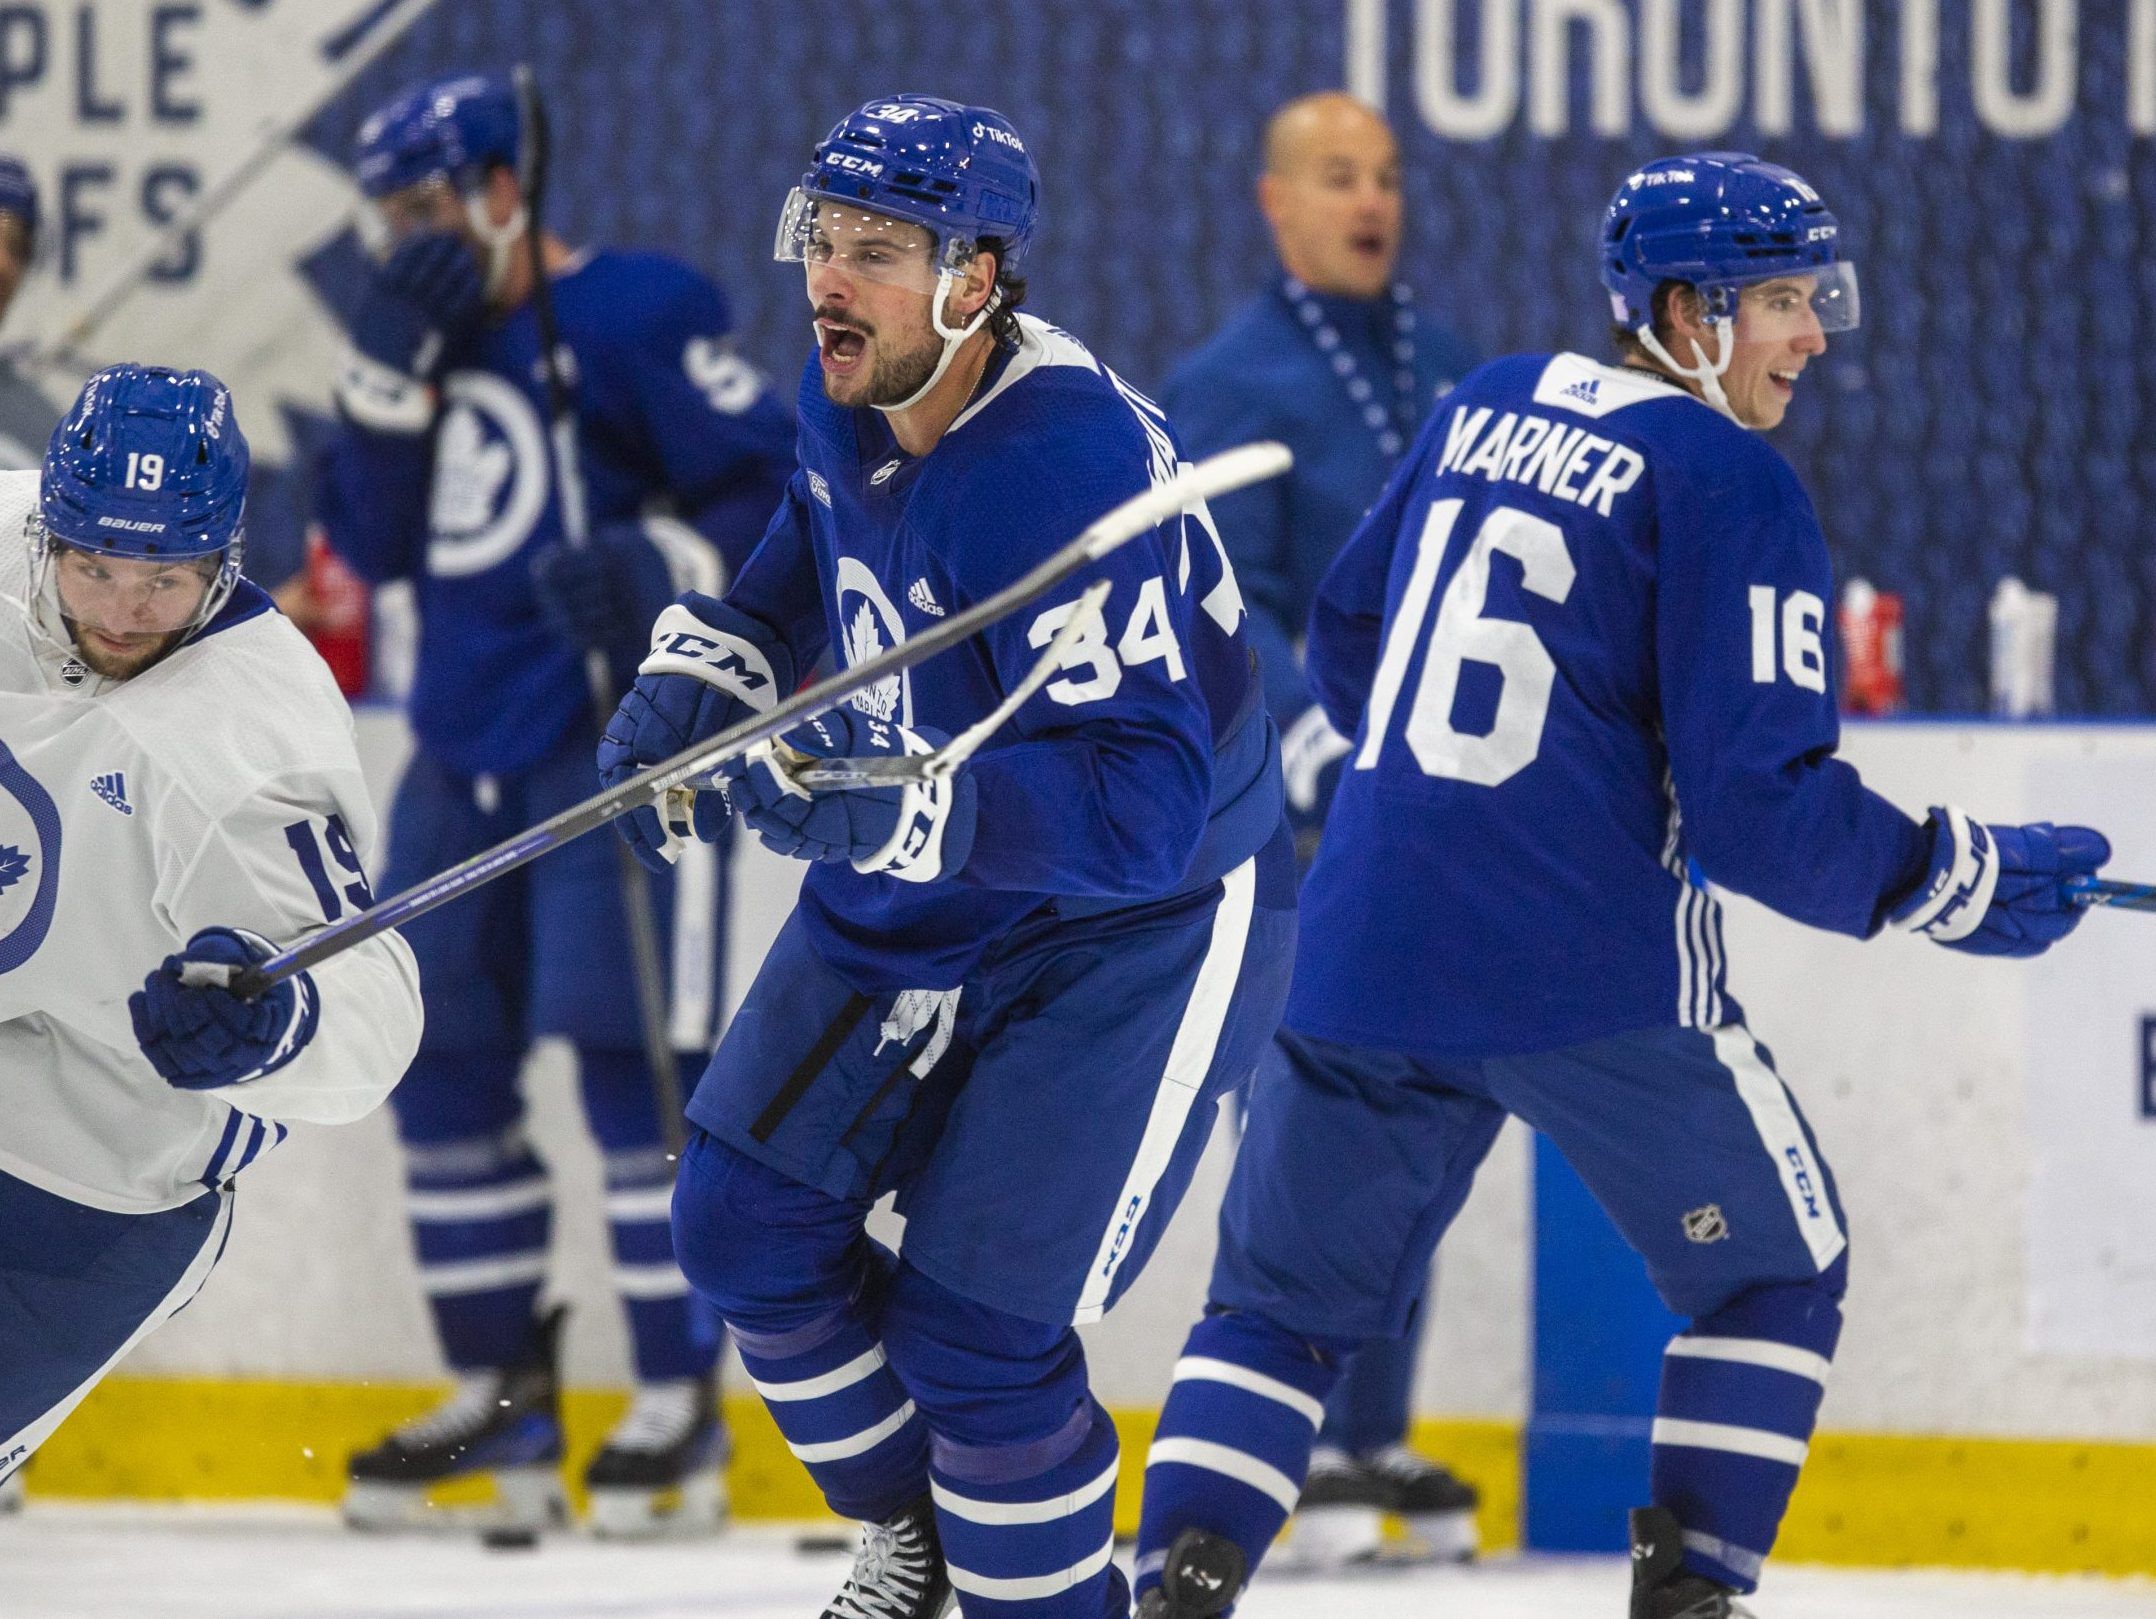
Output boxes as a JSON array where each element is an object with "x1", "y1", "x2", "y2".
[{"x1": 1435, "y1": 405, "x2": 1646, "y2": 518}]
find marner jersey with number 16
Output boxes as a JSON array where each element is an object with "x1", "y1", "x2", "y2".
[{"x1": 1290, "y1": 352, "x2": 1929, "y2": 1060}]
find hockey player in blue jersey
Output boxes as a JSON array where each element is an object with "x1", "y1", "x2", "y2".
[
  {"x1": 1161, "y1": 91, "x2": 1481, "y2": 1567},
  {"x1": 1130, "y1": 153, "x2": 2112, "y2": 1619},
  {"x1": 596, "y1": 96, "x2": 1292, "y2": 1619},
  {"x1": 314, "y1": 72, "x2": 795, "y2": 1536}
]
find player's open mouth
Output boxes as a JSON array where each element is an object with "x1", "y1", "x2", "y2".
[
  {"x1": 818, "y1": 321, "x2": 869, "y2": 373},
  {"x1": 1350, "y1": 231, "x2": 1387, "y2": 258},
  {"x1": 1769, "y1": 369, "x2": 1800, "y2": 393}
]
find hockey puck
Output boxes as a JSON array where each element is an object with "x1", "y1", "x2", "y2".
[
  {"x1": 794, "y1": 1532, "x2": 853, "y2": 1554},
  {"x1": 482, "y1": 1527, "x2": 541, "y2": 1551}
]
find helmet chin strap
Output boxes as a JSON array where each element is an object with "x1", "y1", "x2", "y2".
[
  {"x1": 465, "y1": 194, "x2": 529, "y2": 300},
  {"x1": 875, "y1": 269, "x2": 999, "y2": 416},
  {"x1": 1638, "y1": 317, "x2": 1744, "y2": 427}
]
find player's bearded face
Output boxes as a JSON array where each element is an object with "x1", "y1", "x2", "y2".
[
  {"x1": 803, "y1": 209, "x2": 952, "y2": 408},
  {"x1": 53, "y1": 547, "x2": 217, "y2": 678}
]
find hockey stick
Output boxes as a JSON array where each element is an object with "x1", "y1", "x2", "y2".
[
  {"x1": 2066, "y1": 876, "x2": 2156, "y2": 912},
  {"x1": 513, "y1": 65, "x2": 686, "y2": 1150},
  {"x1": 181, "y1": 441, "x2": 1292, "y2": 1001},
  {"x1": 691, "y1": 579, "x2": 1113, "y2": 795},
  {"x1": 20, "y1": 0, "x2": 449, "y2": 372}
]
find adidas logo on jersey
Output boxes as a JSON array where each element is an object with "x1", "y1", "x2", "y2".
[
  {"x1": 907, "y1": 577, "x2": 945, "y2": 617},
  {"x1": 1559, "y1": 376, "x2": 1602, "y2": 407},
  {"x1": 91, "y1": 772, "x2": 133, "y2": 816}
]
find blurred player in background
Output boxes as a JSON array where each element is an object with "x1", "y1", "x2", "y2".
[
  {"x1": 1131, "y1": 154, "x2": 2112, "y2": 1619},
  {"x1": 314, "y1": 71, "x2": 794, "y2": 1537},
  {"x1": 598, "y1": 95, "x2": 1292, "y2": 1619},
  {"x1": 1160, "y1": 90, "x2": 1480, "y2": 1568},
  {"x1": 0, "y1": 365, "x2": 422, "y2": 1496},
  {"x1": 0, "y1": 159, "x2": 63, "y2": 470}
]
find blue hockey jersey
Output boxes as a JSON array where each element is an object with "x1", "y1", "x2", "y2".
[
  {"x1": 1161, "y1": 281, "x2": 1477, "y2": 720},
  {"x1": 724, "y1": 314, "x2": 1282, "y2": 991},
  {"x1": 1289, "y1": 352, "x2": 1929, "y2": 1058},
  {"x1": 317, "y1": 250, "x2": 796, "y2": 775}
]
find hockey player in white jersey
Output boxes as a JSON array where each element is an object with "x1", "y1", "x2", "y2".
[{"x1": 0, "y1": 364, "x2": 423, "y2": 1493}]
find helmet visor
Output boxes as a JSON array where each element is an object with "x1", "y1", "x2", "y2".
[
  {"x1": 28, "y1": 522, "x2": 239, "y2": 657},
  {"x1": 357, "y1": 174, "x2": 469, "y2": 258},
  {"x1": 774, "y1": 188, "x2": 975, "y2": 294},
  {"x1": 1727, "y1": 261, "x2": 1860, "y2": 336}
]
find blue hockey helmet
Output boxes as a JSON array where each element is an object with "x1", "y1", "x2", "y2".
[
  {"x1": 1601, "y1": 152, "x2": 1857, "y2": 334},
  {"x1": 354, "y1": 73, "x2": 520, "y2": 201},
  {"x1": 776, "y1": 95, "x2": 1040, "y2": 287},
  {"x1": 0, "y1": 156, "x2": 37, "y2": 247},
  {"x1": 32, "y1": 365, "x2": 250, "y2": 660}
]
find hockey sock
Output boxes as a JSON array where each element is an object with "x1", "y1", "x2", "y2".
[
  {"x1": 732, "y1": 1308, "x2": 929, "y2": 1523},
  {"x1": 1317, "y1": 1318, "x2": 1423, "y2": 1455},
  {"x1": 931, "y1": 1401, "x2": 1124, "y2": 1619},
  {"x1": 673, "y1": 1134, "x2": 926, "y2": 1522},
  {"x1": 1650, "y1": 1259, "x2": 1847, "y2": 1593},
  {"x1": 578, "y1": 1049, "x2": 720, "y2": 1382},
  {"x1": 881, "y1": 1266, "x2": 1123, "y2": 1618},
  {"x1": 1135, "y1": 1307, "x2": 1342, "y2": 1601},
  {"x1": 402, "y1": 1113, "x2": 553, "y2": 1372}
]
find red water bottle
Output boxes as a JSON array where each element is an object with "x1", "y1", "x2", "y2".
[
  {"x1": 1837, "y1": 578, "x2": 1903, "y2": 715},
  {"x1": 300, "y1": 526, "x2": 371, "y2": 697}
]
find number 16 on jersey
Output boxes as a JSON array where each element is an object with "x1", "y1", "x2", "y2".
[{"x1": 1357, "y1": 498, "x2": 1576, "y2": 789}]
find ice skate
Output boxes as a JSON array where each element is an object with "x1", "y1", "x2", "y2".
[
  {"x1": 583, "y1": 1373, "x2": 728, "y2": 1538},
  {"x1": 1136, "y1": 1527, "x2": 1247, "y2": 1619},
  {"x1": 1365, "y1": 1442, "x2": 1479, "y2": 1562},
  {"x1": 343, "y1": 1307, "x2": 567, "y2": 1538},
  {"x1": 821, "y1": 1495, "x2": 953, "y2": 1619},
  {"x1": 1275, "y1": 1445, "x2": 1385, "y2": 1569},
  {"x1": 1630, "y1": 1506, "x2": 1757, "y2": 1619}
]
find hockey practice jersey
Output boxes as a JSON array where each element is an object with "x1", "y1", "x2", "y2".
[
  {"x1": 723, "y1": 314, "x2": 1282, "y2": 990},
  {"x1": 1290, "y1": 353, "x2": 1930, "y2": 1058},
  {"x1": 318, "y1": 250, "x2": 795, "y2": 775},
  {"x1": 0, "y1": 471, "x2": 423, "y2": 1212}
]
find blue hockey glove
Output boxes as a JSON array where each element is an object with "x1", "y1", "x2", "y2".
[
  {"x1": 721, "y1": 706, "x2": 977, "y2": 882},
  {"x1": 598, "y1": 593, "x2": 794, "y2": 873},
  {"x1": 531, "y1": 520, "x2": 676, "y2": 654},
  {"x1": 335, "y1": 231, "x2": 485, "y2": 432},
  {"x1": 129, "y1": 928, "x2": 320, "y2": 1091},
  {"x1": 1887, "y1": 804, "x2": 2110, "y2": 957},
  {"x1": 1280, "y1": 702, "x2": 1352, "y2": 865}
]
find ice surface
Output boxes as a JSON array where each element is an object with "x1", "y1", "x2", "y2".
[{"x1": 0, "y1": 1506, "x2": 2149, "y2": 1619}]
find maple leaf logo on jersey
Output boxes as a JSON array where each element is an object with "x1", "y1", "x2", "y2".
[
  {"x1": 845, "y1": 601, "x2": 899, "y2": 721},
  {"x1": 429, "y1": 404, "x2": 514, "y2": 538},
  {"x1": 0, "y1": 845, "x2": 30, "y2": 895}
]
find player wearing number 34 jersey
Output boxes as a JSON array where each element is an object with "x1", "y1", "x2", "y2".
[
  {"x1": 1132, "y1": 155, "x2": 2109, "y2": 1619},
  {"x1": 0, "y1": 366, "x2": 421, "y2": 1494}
]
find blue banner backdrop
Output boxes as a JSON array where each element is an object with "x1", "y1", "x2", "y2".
[{"x1": 299, "y1": 0, "x2": 2155, "y2": 710}]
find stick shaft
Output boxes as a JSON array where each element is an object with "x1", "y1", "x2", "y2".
[
  {"x1": 2066, "y1": 876, "x2": 2156, "y2": 912},
  {"x1": 514, "y1": 65, "x2": 683, "y2": 1146},
  {"x1": 233, "y1": 441, "x2": 1292, "y2": 997}
]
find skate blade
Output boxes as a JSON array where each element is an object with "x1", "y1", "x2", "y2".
[
  {"x1": 1399, "y1": 1506, "x2": 1478, "y2": 1564},
  {"x1": 1270, "y1": 1504, "x2": 1385, "y2": 1573},
  {"x1": 343, "y1": 1467, "x2": 567, "y2": 1539},
  {"x1": 585, "y1": 1471, "x2": 728, "y2": 1540}
]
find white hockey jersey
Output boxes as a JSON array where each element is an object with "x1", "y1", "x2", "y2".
[{"x1": 0, "y1": 470, "x2": 422, "y2": 1213}]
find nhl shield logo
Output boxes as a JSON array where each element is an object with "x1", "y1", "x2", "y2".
[
  {"x1": 0, "y1": 739, "x2": 60, "y2": 974},
  {"x1": 1682, "y1": 1204, "x2": 1729, "y2": 1244}
]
